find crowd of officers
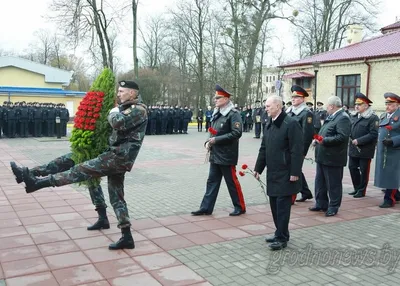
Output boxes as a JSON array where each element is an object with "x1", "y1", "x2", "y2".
[
  {"x1": 145, "y1": 105, "x2": 194, "y2": 135},
  {"x1": 0, "y1": 101, "x2": 70, "y2": 138}
]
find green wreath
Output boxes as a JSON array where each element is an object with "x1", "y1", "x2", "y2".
[{"x1": 69, "y1": 68, "x2": 116, "y2": 188}]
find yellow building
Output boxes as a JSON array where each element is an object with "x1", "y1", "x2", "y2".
[
  {"x1": 0, "y1": 56, "x2": 86, "y2": 115},
  {"x1": 280, "y1": 21, "x2": 400, "y2": 112}
]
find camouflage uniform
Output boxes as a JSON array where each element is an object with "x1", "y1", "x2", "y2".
[
  {"x1": 30, "y1": 153, "x2": 107, "y2": 210},
  {"x1": 44, "y1": 99, "x2": 148, "y2": 228}
]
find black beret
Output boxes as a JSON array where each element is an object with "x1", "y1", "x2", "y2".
[{"x1": 119, "y1": 80, "x2": 139, "y2": 90}]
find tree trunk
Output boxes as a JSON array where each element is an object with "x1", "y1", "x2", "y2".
[{"x1": 133, "y1": 0, "x2": 139, "y2": 80}]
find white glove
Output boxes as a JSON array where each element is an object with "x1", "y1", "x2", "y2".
[
  {"x1": 205, "y1": 141, "x2": 211, "y2": 150},
  {"x1": 109, "y1": 107, "x2": 119, "y2": 114}
]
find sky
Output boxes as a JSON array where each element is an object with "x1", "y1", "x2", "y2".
[{"x1": 0, "y1": 0, "x2": 399, "y2": 72}]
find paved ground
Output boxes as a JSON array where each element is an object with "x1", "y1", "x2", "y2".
[{"x1": 1, "y1": 127, "x2": 400, "y2": 286}]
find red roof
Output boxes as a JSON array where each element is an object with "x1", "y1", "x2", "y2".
[
  {"x1": 283, "y1": 71, "x2": 315, "y2": 79},
  {"x1": 381, "y1": 21, "x2": 400, "y2": 32},
  {"x1": 281, "y1": 29, "x2": 400, "y2": 68}
]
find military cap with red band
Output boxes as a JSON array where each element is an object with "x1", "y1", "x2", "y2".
[
  {"x1": 355, "y1": 92, "x2": 373, "y2": 105},
  {"x1": 215, "y1": 84, "x2": 231, "y2": 98},
  {"x1": 384, "y1": 92, "x2": 400, "y2": 103},
  {"x1": 291, "y1": 85, "x2": 309, "y2": 97}
]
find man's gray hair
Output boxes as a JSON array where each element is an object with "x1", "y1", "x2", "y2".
[
  {"x1": 267, "y1": 95, "x2": 283, "y2": 108},
  {"x1": 327, "y1": 96, "x2": 342, "y2": 107}
]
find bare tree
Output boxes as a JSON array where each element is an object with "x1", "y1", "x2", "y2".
[
  {"x1": 139, "y1": 15, "x2": 167, "y2": 69},
  {"x1": 292, "y1": 0, "x2": 379, "y2": 57},
  {"x1": 49, "y1": 0, "x2": 123, "y2": 71},
  {"x1": 170, "y1": 0, "x2": 211, "y2": 109}
]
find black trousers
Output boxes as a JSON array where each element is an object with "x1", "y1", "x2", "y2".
[
  {"x1": 315, "y1": 163, "x2": 344, "y2": 211},
  {"x1": 384, "y1": 189, "x2": 399, "y2": 205},
  {"x1": 19, "y1": 120, "x2": 29, "y2": 137},
  {"x1": 254, "y1": 123, "x2": 261, "y2": 138},
  {"x1": 348, "y1": 156, "x2": 372, "y2": 195},
  {"x1": 205, "y1": 120, "x2": 211, "y2": 131},
  {"x1": 199, "y1": 163, "x2": 246, "y2": 213},
  {"x1": 270, "y1": 195, "x2": 292, "y2": 242},
  {"x1": 197, "y1": 120, "x2": 203, "y2": 131},
  {"x1": 300, "y1": 172, "x2": 313, "y2": 197}
]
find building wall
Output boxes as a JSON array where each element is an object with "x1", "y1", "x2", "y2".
[
  {"x1": 0, "y1": 66, "x2": 62, "y2": 88},
  {"x1": 283, "y1": 56, "x2": 400, "y2": 112}
]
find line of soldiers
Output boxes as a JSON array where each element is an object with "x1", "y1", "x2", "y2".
[
  {"x1": 145, "y1": 105, "x2": 193, "y2": 135},
  {"x1": 0, "y1": 101, "x2": 70, "y2": 138}
]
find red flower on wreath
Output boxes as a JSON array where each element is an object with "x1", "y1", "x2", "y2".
[
  {"x1": 208, "y1": 127, "x2": 217, "y2": 135},
  {"x1": 73, "y1": 91, "x2": 105, "y2": 131}
]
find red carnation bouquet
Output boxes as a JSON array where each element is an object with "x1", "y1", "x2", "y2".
[
  {"x1": 313, "y1": 134, "x2": 323, "y2": 142},
  {"x1": 238, "y1": 164, "x2": 268, "y2": 202},
  {"x1": 208, "y1": 127, "x2": 217, "y2": 135}
]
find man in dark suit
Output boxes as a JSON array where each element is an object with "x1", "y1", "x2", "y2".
[
  {"x1": 310, "y1": 96, "x2": 351, "y2": 217},
  {"x1": 348, "y1": 93, "x2": 379, "y2": 198},
  {"x1": 254, "y1": 95, "x2": 303, "y2": 251},
  {"x1": 286, "y1": 85, "x2": 314, "y2": 203}
]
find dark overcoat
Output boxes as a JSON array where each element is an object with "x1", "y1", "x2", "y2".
[
  {"x1": 315, "y1": 109, "x2": 351, "y2": 167},
  {"x1": 209, "y1": 102, "x2": 243, "y2": 166},
  {"x1": 348, "y1": 108, "x2": 379, "y2": 158},
  {"x1": 254, "y1": 111, "x2": 304, "y2": 197},
  {"x1": 374, "y1": 108, "x2": 400, "y2": 189}
]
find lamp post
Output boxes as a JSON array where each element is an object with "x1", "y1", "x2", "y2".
[{"x1": 313, "y1": 62, "x2": 320, "y2": 108}]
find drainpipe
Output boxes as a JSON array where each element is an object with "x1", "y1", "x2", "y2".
[{"x1": 363, "y1": 58, "x2": 371, "y2": 97}]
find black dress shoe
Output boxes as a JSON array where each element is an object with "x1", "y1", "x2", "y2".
[
  {"x1": 268, "y1": 241, "x2": 287, "y2": 251},
  {"x1": 309, "y1": 206, "x2": 327, "y2": 212},
  {"x1": 191, "y1": 210, "x2": 212, "y2": 216},
  {"x1": 229, "y1": 209, "x2": 246, "y2": 216},
  {"x1": 348, "y1": 190, "x2": 357, "y2": 195},
  {"x1": 265, "y1": 236, "x2": 277, "y2": 243},
  {"x1": 325, "y1": 210, "x2": 337, "y2": 217},
  {"x1": 10, "y1": 162, "x2": 24, "y2": 184},
  {"x1": 296, "y1": 194, "x2": 313, "y2": 202},
  {"x1": 379, "y1": 202, "x2": 393, "y2": 208},
  {"x1": 353, "y1": 191, "x2": 365, "y2": 198}
]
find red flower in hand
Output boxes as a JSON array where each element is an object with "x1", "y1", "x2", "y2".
[
  {"x1": 208, "y1": 127, "x2": 217, "y2": 135},
  {"x1": 241, "y1": 164, "x2": 248, "y2": 170},
  {"x1": 385, "y1": 125, "x2": 393, "y2": 131},
  {"x1": 238, "y1": 171, "x2": 245, "y2": 177},
  {"x1": 313, "y1": 134, "x2": 323, "y2": 142}
]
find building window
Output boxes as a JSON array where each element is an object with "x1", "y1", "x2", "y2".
[
  {"x1": 336, "y1": 74, "x2": 361, "y2": 108},
  {"x1": 266, "y1": 86, "x2": 269, "y2": 94},
  {"x1": 295, "y1": 78, "x2": 311, "y2": 89},
  {"x1": 271, "y1": 86, "x2": 276, "y2": 93},
  {"x1": 266, "y1": 76, "x2": 269, "y2": 82},
  {"x1": 273, "y1": 76, "x2": 275, "y2": 81}
]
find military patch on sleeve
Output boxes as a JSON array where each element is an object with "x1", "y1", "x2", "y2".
[
  {"x1": 375, "y1": 121, "x2": 379, "y2": 127},
  {"x1": 234, "y1": 122, "x2": 241, "y2": 128},
  {"x1": 307, "y1": 117, "x2": 313, "y2": 124}
]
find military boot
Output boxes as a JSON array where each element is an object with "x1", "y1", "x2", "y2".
[
  {"x1": 109, "y1": 227, "x2": 135, "y2": 250},
  {"x1": 10, "y1": 162, "x2": 24, "y2": 183},
  {"x1": 87, "y1": 208, "x2": 110, "y2": 230},
  {"x1": 23, "y1": 167, "x2": 55, "y2": 193},
  {"x1": 353, "y1": 190, "x2": 365, "y2": 198}
]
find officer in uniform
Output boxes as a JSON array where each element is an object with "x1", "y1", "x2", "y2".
[
  {"x1": 285, "y1": 85, "x2": 314, "y2": 203},
  {"x1": 6, "y1": 102, "x2": 17, "y2": 138},
  {"x1": 348, "y1": 93, "x2": 379, "y2": 198},
  {"x1": 59, "y1": 103, "x2": 70, "y2": 137},
  {"x1": 182, "y1": 105, "x2": 192, "y2": 134},
  {"x1": 374, "y1": 92, "x2": 400, "y2": 208},
  {"x1": 191, "y1": 84, "x2": 246, "y2": 216},
  {"x1": 17, "y1": 101, "x2": 29, "y2": 138},
  {"x1": 314, "y1": 101, "x2": 327, "y2": 134},
  {"x1": 253, "y1": 100, "x2": 263, "y2": 138},
  {"x1": 13, "y1": 80, "x2": 148, "y2": 250}
]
